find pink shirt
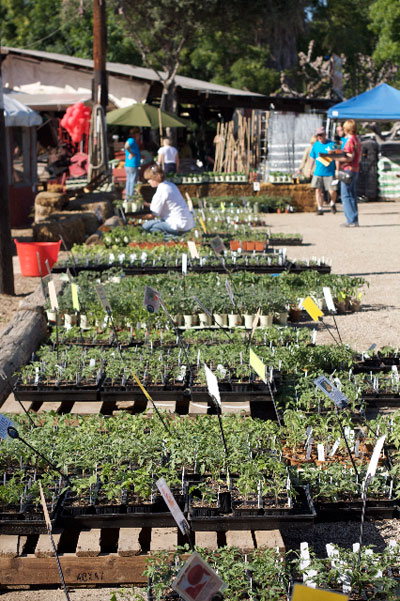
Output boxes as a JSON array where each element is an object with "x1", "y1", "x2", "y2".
[{"x1": 343, "y1": 135, "x2": 362, "y2": 173}]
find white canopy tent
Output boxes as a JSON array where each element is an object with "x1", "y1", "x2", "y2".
[{"x1": 3, "y1": 93, "x2": 42, "y2": 127}]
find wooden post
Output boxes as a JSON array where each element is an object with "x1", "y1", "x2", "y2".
[
  {"x1": 0, "y1": 59, "x2": 15, "y2": 295},
  {"x1": 93, "y1": 0, "x2": 108, "y2": 108}
]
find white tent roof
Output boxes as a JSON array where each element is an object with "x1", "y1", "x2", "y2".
[{"x1": 3, "y1": 93, "x2": 42, "y2": 127}]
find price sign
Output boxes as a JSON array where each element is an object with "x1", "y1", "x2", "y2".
[
  {"x1": 225, "y1": 279, "x2": 235, "y2": 306},
  {"x1": 314, "y1": 375, "x2": 349, "y2": 410},
  {"x1": 187, "y1": 241, "x2": 199, "y2": 259},
  {"x1": 323, "y1": 287, "x2": 336, "y2": 313},
  {"x1": 301, "y1": 297, "x2": 323, "y2": 322},
  {"x1": 204, "y1": 364, "x2": 221, "y2": 406},
  {"x1": 48, "y1": 280, "x2": 59, "y2": 311},
  {"x1": 143, "y1": 285, "x2": 161, "y2": 314},
  {"x1": 172, "y1": 552, "x2": 226, "y2": 601},
  {"x1": 71, "y1": 283, "x2": 80, "y2": 312},
  {"x1": 95, "y1": 285, "x2": 112, "y2": 314},
  {"x1": 210, "y1": 236, "x2": 225, "y2": 255},
  {"x1": 156, "y1": 478, "x2": 190, "y2": 535},
  {"x1": 249, "y1": 348, "x2": 266, "y2": 383},
  {"x1": 291, "y1": 583, "x2": 348, "y2": 601},
  {"x1": 0, "y1": 414, "x2": 15, "y2": 440}
]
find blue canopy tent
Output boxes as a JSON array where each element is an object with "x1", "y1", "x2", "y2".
[{"x1": 328, "y1": 83, "x2": 400, "y2": 120}]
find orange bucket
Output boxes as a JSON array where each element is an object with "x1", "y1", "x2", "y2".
[{"x1": 14, "y1": 239, "x2": 61, "y2": 277}]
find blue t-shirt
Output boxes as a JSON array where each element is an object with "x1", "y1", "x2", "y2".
[
  {"x1": 340, "y1": 136, "x2": 348, "y2": 149},
  {"x1": 125, "y1": 137, "x2": 141, "y2": 168},
  {"x1": 310, "y1": 139, "x2": 336, "y2": 176}
]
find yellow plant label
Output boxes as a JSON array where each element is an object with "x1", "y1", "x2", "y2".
[
  {"x1": 71, "y1": 283, "x2": 80, "y2": 312},
  {"x1": 220, "y1": 201, "x2": 225, "y2": 212},
  {"x1": 132, "y1": 372, "x2": 153, "y2": 402},
  {"x1": 291, "y1": 583, "x2": 348, "y2": 601},
  {"x1": 249, "y1": 348, "x2": 266, "y2": 383},
  {"x1": 199, "y1": 217, "x2": 207, "y2": 234},
  {"x1": 302, "y1": 296, "x2": 323, "y2": 322}
]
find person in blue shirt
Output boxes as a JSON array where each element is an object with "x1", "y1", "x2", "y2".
[
  {"x1": 309, "y1": 126, "x2": 338, "y2": 215},
  {"x1": 124, "y1": 127, "x2": 141, "y2": 199}
]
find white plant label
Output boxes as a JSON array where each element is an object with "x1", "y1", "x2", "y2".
[
  {"x1": 364, "y1": 435, "x2": 386, "y2": 488},
  {"x1": 204, "y1": 363, "x2": 221, "y2": 406},
  {"x1": 48, "y1": 280, "x2": 59, "y2": 311},
  {"x1": 156, "y1": 477, "x2": 190, "y2": 536},
  {"x1": 323, "y1": 287, "x2": 336, "y2": 312},
  {"x1": 182, "y1": 253, "x2": 188, "y2": 275},
  {"x1": 95, "y1": 285, "x2": 112, "y2": 314},
  {"x1": 253, "y1": 181, "x2": 260, "y2": 191},
  {"x1": 0, "y1": 414, "x2": 15, "y2": 440},
  {"x1": 329, "y1": 438, "x2": 340, "y2": 457},
  {"x1": 143, "y1": 285, "x2": 161, "y2": 314},
  {"x1": 317, "y1": 444, "x2": 325, "y2": 462},
  {"x1": 172, "y1": 552, "x2": 226, "y2": 601},
  {"x1": 185, "y1": 193, "x2": 193, "y2": 212},
  {"x1": 314, "y1": 375, "x2": 349, "y2": 410},
  {"x1": 187, "y1": 241, "x2": 199, "y2": 259}
]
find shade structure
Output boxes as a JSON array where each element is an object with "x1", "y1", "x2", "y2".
[
  {"x1": 106, "y1": 103, "x2": 189, "y2": 128},
  {"x1": 328, "y1": 83, "x2": 400, "y2": 121}
]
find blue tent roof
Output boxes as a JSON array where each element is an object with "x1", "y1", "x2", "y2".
[{"x1": 328, "y1": 83, "x2": 400, "y2": 120}]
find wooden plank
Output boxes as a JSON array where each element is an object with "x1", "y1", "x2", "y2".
[
  {"x1": 188, "y1": 401, "x2": 208, "y2": 414},
  {"x1": 114, "y1": 400, "x2": 136, "y2": 412},
  {"x1": 37, "y1": 402, "x2": 62, "y2": 413},
  {"x1": 118, "y1": 528, "x2": 141, "y2": 557},
  {"x1": 225, "y1": 530, "x2": 254, "y2": 551},
  {"x1": 195, "y1": 531, "x2": 218, "y2": 550},
  {"x1": 35, "y1": 533, "x2": 62, "y2": 557},
  {"x1": 70, "y1": 402, "x2": 102, "y2": 415},
  {"x1": 254, "y1": 529, "x2": 285, "y2": 553},
  {"x1": 0, "y1": 535, "x2": 27, "y2": 558},
  {"x1": 76, "y1": 529, "x2": 101, "y2": 557},
  {"x1": 0, "y1": 556, "x2": 148, "y2": 586},
  {"x1": 0, "y1": 393, "x2": 33, "y2": 413},
  {"x1": 147, "y1": 401, "x2": 176, "y2": 414},
  {"x1": 150, "y1": 527, "x2": 177, "y2": 551},
  {"x1": 221, "y1": 401, "x2": 250, "y2": 415}
]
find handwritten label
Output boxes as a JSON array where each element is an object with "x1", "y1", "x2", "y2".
[
  {"x1": 156, "y1": 477, "x2": 190, "y2": 535},
  {"x1": 172, "y1": 552, "x2": 226, "y2": 601},
  {"x1": 301, "y1": 297, "x2": 323, "y2": 322}
]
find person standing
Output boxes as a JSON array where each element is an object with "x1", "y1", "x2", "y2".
[
  {"x1": 337, "y1": 119, "x2": 362, "y2": 228},
  {"x1": 142, "y1": 164, "x2": 195, "y2": 239},
  {"x1": 309, "y1": 127, "x2": 338, "y2": 215},
  {"x1": 157, "y1": 137, "x2": 180, "y2": 174},
  {"x1": 124, "y1": 127, "x2": 141, "y2": 199}
]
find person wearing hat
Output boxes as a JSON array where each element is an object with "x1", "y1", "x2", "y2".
[
  {"x1": 124, "y1": 127, "x2": 141, "y2": 199},
  {"x1": 309, "y1": 126, "x2": 338, "y2": 215}
]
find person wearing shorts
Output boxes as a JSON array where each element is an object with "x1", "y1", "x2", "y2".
[{"x1": 309, "y1": 127, "x2": 338, "y2": 215}]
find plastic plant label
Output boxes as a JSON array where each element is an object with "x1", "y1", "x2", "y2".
[
  {"x1": 71, "y1": 283, "x2": 80, "y2": 312},
  {"x1": 301, "y1": 297, "x2": 323, "y2": 322},
  {"x1": 0, "y1": 414, "x2": 15, "y2": 440},
  {"x1": 182, "y1": 253, "x2": 188, "y2": 275},
  {"x1": 291, "y1": 583, "x2": 348, "y2": 601},
  {"x1": 250, "y1": 309, "x2": 261, "y2": 335},
  {"x1": 317, "y1": 443, "x2": 325, "y2": 462},
  {"x1": 38, "y1": 482, "x2": 52, "y2": 531},
  {"x1": 249, "y1": 348, "x2": 266, "y2": 383},
  {"x1": 253, "y1": 181, "x2": 260, "y2": 191},
  {"x1": 48, "y1": 280, "x2": 59, "y2": 311},
  {"x1": 220, "y1": 201, "x2": 225, "y2": 212},
  {"x1": 193, "y1": 296, "x2": 212, "y2": 318},
  {"x1": 172, "y1": 552, "x2": 226, "y2": 601},
  {"x1": 210, "y1": 236, "x2": 225, "y2": 255},
  {"x1": 204, "y1": 363, "x2": 221, "y2": 406},
  {"x1": 156, "y1": 477, "x2": 190, "y2": 536},
  {"x1": 95, "y1": 285, "x2": 112, "y2": 314},
  {"x1": 185, "y1": 193, "x2": 194, "y2": 212},
  {"x1": 187, "y1": 241, "x2": 199, "y2": 259},
  {"x1": 132, "y1": 372, "x2": 153, "y2": 402},
  {"x1": 364, "y1": 435, "x2": 386, "y2": 488},
  {"x1": 199, "y1": 217, "x2": 207, "y2": 234},
  {"x1": 323, "y1": 287, "x2": 336, "y2": 312},
  {"x1": 314, "y1": 375, "x2": 349, "y2": 410},
  {"x1": 143, "y1": 285, "x2": 161, "y2": 314},
  {"x1": 225, "y1": 279, "x2": 235, "y2": 306}
]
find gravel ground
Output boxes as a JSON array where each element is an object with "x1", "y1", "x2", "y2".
[{"x1": 2, "y1": 201, "x2": 400, "y2": 600}]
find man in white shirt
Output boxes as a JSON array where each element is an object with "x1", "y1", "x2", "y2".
[
  {"x1": 157, "y1": 137, "x2": 180, "y2": 174},
  {"x1": 142, "y1": 164, "x2": 195, "y2": 239}
]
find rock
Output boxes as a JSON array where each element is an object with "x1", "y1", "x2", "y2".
[{"x1": 33, "y1": 214, "x2": 86, "y2": 248}]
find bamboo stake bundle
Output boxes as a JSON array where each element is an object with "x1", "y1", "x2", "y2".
[{"x1": 213, "y1": 113, "x2": 260, "y2": 174}]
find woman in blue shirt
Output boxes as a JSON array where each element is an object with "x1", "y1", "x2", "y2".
[{"x1": 124, "y1": 127, "x2": 141, "y2": 199}]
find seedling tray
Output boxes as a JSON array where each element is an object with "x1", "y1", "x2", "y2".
[
  {"x1": 314, "y1": 499, "x2": 399, "y2": 522},
  {"x1": 0, "y1": 513, "x2": 56, "y2": 535},
  {"x1": 52, "y1": 264, "x2": 331, "y2": 275},
  {"x1": 14, "y1": 385, "x2": 100, "y2": 403}
]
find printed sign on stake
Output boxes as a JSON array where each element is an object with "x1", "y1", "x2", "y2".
[
  {"x1": 210, "y1": 236, "x2": 225, "y2": 255},
  {"x1": 187, "y1": 240, "x2": 199, "y2": 259},
  {"x1": 143, "y1": 285, "x2": 161, "y2": 314},
  {"x1": 95, "y1": 285, "x2": 112, "y2": 314},
  {"x1": 204, "y1": 364, "x2": 221, "y2": 406},
  {"x1": 48, "y1": 280, "x2": 59, "y2": 311},
  {"x1": 314, "y1": 375, "x2": 349, "y2": 410},
  {"x1": 71, "y1": 283, "x2": 80, "y2": 312},
  {"x1": 323, "y1": 287, "x2": 336, "y2": 313},
  {"x1": 291, "y1": 583, "x2": 348, "y2": 601},
  {"x1": 253, "y1": 181, "x2": 260, "y2": 191},
  {"x1": 156, "y1": 477, "x2": 190, "y2": 535},
  {"x1": 172, "y1": 552, "x2": 226, "y2": 601},
  {"x1": 249, "y1": 348, "x2": 266, "y2": 383},
  {"x1": 0, "y1": 414, "x2": 15, "y2": 440},
  {"x1": 301, "y1": 297, "x2": 323, "y2": 322}
]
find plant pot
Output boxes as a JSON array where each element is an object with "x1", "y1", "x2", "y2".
[
  {"x1": 46, "y1": 310, "x2": 57, "y2": 323},
  {"x1": 336, "y1": 301, "x2": 347, "y2": 314},
  {"x1": 260, "y1": 313, "x2": 273, "y2": 327},
  {"x1": 174, "y1": 313, "x2": 184, "y2": 326},
  {"x1": 254, "y1": 241, "x2": 266, "y2": 251},
  {"x1": 243, "y1": 313, "x2": 255, "y2": 329},
  {"x1": 80, "y1": 314, "x2": 89, "y2": 329},
  {"x1": 276, "y1": 311, "x2": 288, "y2": 325},
  {"x1": 214, "y1": 313, "x2": 228, "y2": 327},
  {"x1": 123, "y1": 200, "x2": 131, "y2": 213},
  {"x1": 288, "y1": 307, "x2": 302, "y2": 322},
  {"x1": 228, "y1": 313, "x2": 241, "y2": 328},
  {"x1": 246, "y1": 241, "x2": 256, "y2": 251},
  {"x1": 230, "y1": 240, "x2": 241, "y2": 251},
  {"x1": 349, "y1": 299, "x2": 361, "y2": 312},
  {"x1": 184, "y1": 314, "x2": 197, "y2": 328},
  {"x1": 198, "y1": 312, "x2": 212, "y2": 327},
  {"x1": 64, "y1": 313, "x2": 77, "y2": 328}
]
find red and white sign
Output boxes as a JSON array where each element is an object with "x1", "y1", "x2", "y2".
[{"x1": 172, "y1": 552, "x2": 225, "y2": 601}]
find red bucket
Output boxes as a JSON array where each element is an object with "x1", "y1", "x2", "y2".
[{"x1": 14, "y1": 239, "x2": 61, "y2": 277}]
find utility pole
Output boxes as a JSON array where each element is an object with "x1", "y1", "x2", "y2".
[
  {"x1": 0, "y1": 56, "x2": 15, "y2": 295},
  {"x1": 93, "y1": 0, "x2": 108, "y2": 108}
]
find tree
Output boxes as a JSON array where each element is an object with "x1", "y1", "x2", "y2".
[{"x1": 369, "y1": 0, "x2": 400, "y2": 71}]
